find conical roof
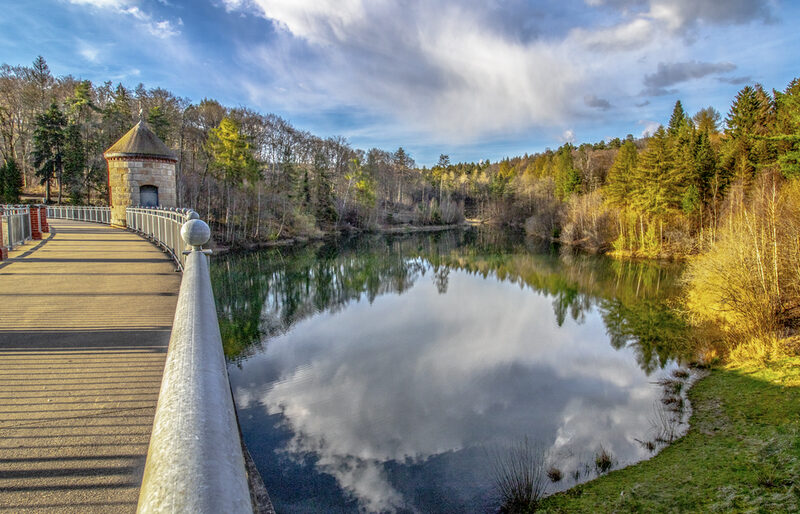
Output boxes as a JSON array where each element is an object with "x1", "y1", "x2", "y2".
[{"x1": 104, "y1": 121, "x2": 177, "y2": 162}]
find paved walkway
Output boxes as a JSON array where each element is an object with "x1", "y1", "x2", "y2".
[{"x1": 0, "y1": 219, "x2": 181, "y2": 512}]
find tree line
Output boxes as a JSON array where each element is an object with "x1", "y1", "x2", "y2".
[
  {"x1": 0, "y1": 56, "x2": 467, "y2": 243},
  {"x1": 1, "y1": 56, "x2": 798, "y2": 259}
]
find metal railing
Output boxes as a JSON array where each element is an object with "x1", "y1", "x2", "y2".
[
  {"x1": 137, "y1": 219, "x2": 252, "y2": 514},
  {"x1": 47, "y1": 205, "x2": 111, "y2": 224},
  {"x1": 127, "y1": 207, "x2": 196, "y2": 270},
  {"x1": 0, "y1": 205, "x2": 32, "y2": 250},
  {"x1": 47, "y1": 205, "x2": 196, "y2": 270}
]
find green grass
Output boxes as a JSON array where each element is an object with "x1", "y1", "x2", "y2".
[{"x1": 540, "y1": 357, "x2": 800, "y2": 513}]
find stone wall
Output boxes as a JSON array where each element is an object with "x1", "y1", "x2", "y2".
[{"x1": 107, "y1": 158, "x2": 177, "y2": 226}]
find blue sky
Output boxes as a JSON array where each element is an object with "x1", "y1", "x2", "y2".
[{"x1": 1, "y1": 0, "x2": 799, "y2": 166}]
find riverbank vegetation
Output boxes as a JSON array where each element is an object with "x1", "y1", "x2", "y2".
[{"x1": 540, "y1": 356, "x2": 800, "y2": 512}]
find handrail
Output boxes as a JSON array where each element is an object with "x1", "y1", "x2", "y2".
[
  {"x1": 137, "y1": 219, "x2": 252, "y2": 513},
  {"x1": 47, "y1": 205, "x2": 111, "y2": 224},
  {"x1": 126, "y1": 207, "x2": 194, "y2": 270},
  {"x1": 0, "y1": 205, "x2": 32, "y2": 250},
  {"x1": 46, "y1": 205, "x2": 195, "y2": 270}
]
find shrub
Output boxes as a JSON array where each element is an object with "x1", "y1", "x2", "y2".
[
  {"x1": 491, "y1": 437, "x2": 548, "y2": 513},
  {"x1": 594, "y1": 446, "x2": 614, "y2": 474},
  {"x1": 684, "y1": 175, "x2": 800, "y2": 362}
]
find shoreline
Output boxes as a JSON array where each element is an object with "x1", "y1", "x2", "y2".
[
  {"x1": 539, "y1": 356, "x2": 800, "y2": 512},
  {"x1": 209, "y1": 222, "x2": 470, "y2": 255}
]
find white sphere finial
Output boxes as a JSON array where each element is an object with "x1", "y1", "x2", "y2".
[
  {"x1": 181, "y1": 219, "x2": 211, "y2": 250},
  {"x1": 185, "y1": 210, "x2": 200, "y2": 221}
]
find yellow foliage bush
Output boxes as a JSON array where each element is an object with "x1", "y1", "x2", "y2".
[{"x1": 684, "y1": 175, "x2": 800, "y2": 363}]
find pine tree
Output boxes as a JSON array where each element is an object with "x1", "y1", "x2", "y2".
[
  {"x1": 63, "y1": 123, "x2": 85, "y2": 203},
  {"x1": 32, "y1": 101, "x2": 67, "y2": 204},
  {"x1": 29, "y1": 56, "x2": 53, "y2": 111},
  {"x1": 724, "y1": 85, "x2": 776, "y2": 183},
  {"x1": 668, "y1": 100, "x2": 688, "y2": 137},
  {"x1": 694, "y1": 132, "x2": 718, "y2": 202},
  {"x1": 313, "y1": 151, "x2": 337, "y2": 224},
  {"x1": 554, "y1": 143, "x2": 580, "y2": 199},
  {"x1": 631, "y1": 126, "x2": 679, "y2": 217},
  {"x1": 773, "y1": 77, "x2": 800, "y2": 179},
  {"x1": 670, "y1": 119, "x2": 697, "y2": 197},
  {"x1": 0, "y1": 158, "x2": 23, "y2": 203},
  {"x1": 147, "y1": 105, "x2": 170, "y2": 142},
  {"x1": 605, "y1": 140, "x2": 638, "y2": 206},
  {"x1": 103, "y1": 84, "x2": 134, "y2": 145}
]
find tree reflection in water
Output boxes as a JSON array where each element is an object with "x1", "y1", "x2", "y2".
[
  {"x1": 212, "y1": 227, "x2": 689, "y2": 373},
  {"x1": 211, "y1": 228, "x2": 692, "y2": 512}
]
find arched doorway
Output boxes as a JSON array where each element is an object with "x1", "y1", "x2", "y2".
[{"x1": 140, "y1": 185, "x2": 159, "y2": 207}]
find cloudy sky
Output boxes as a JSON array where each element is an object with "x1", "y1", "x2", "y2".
[{"x1": 2, "y1": 0, "x2": 798, "y2": 165}]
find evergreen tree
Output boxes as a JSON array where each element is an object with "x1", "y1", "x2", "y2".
[
  {"x1": 605, "y1": 140, "x2": 638, "y2": 206},
  {"x1": 668, "y1": 100, "x2": 688, "y2": 137},
  {"x1": 66, "y1": 80, "x2": 93, "y2": 121},
  {"x1": 103, "y1": 84, "x2": 134, "y2": 145},
  {"x1": 694, "y1": 131, "x2": 718, "y2": 203},
  {"x1": 206, "y1": 116, "x2": 260, "y2": 233},
  {"x1": 0, "y1": 158, "x2": 23, "y2": 203},
  {"x1": 32, "y1": 101, "x2": 67, "y2": 204},
  {"x1": 29, "y1": 55, "x2": 53, "y2": 110},
  {"x1": 670, "y1": 119, "x2": 697, "y2": 196},
  {"x1": 554, "y1": 143, "x2": 580, "y2": 199},
  {"x1": 631, "y1": 126, "x2": 679, "y2": 217},
  {"x1": 724, "y1": 85, "x2": 776, "y2": 183},
  {"x1": 63, "y1": 123, "x2": 85, "y2": 203},
  {"x1": 206, "y1": 117, "x2": 259, "y2": 186},
  {"x1": 147, "y1": 105, "x2": 170, "y2": 143},
  {"x1": 773, "y1": 78, "x2": 800, "y2": 179},
  {"x1": 313, "y1": 152, "x2": 337, "y2": 224}
]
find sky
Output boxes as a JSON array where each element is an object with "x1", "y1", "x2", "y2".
[{"x1": 1, "y1": 0, "x2": 799, "y2": 166}]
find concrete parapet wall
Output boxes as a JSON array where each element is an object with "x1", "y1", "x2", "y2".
[{"x1": 137, "y1": 244, "x2": 252, "y2": 513}]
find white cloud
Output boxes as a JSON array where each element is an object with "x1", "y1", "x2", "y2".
[
  {"x1": 572, "y1": 17, "x2": 655, "y2": 50},
  {"x1": 69, "y1": 0, "x2": 180, "y2": 39},
  {"x1": 76, "y1": 40, "x2": 100, "y2": 62},
  {"x1": 230, "y1": 1, "x2": 589, "y2": 143},
  {"x1": 68, "y1": 0, "x2": 129, "y2": 7},
  {"x1": 561, "y1": 129, "x2": 576, "y2": 143},
  {"x1": 639, "y1": 119, "x2": 660, "y2": 137},
  {"x1": 221, "y1": 0, "x2": 773, "y2": 145}
]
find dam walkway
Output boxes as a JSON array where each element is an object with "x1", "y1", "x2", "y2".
[{"x1": 0, "y1": 218, "x2": 180, "y2": 512}]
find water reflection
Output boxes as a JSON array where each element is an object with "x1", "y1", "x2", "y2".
[{"x1": 212, "y1": 229, "x2": 688, "y2": 513}]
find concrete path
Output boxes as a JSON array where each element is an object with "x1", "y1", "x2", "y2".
[{"x1": 0, "y1": 219, "x2": 180, "y2": 513}]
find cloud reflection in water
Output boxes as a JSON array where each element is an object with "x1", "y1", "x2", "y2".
[{"x1": 229, "y1": 265, "x2": 677, "y2": 512}]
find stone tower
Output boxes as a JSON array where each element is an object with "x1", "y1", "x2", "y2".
[{"x1": 104, "y1": 121, "x2": 178, "y2": 227}]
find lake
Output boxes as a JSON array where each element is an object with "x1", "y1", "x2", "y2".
[{"x1": 211, "y1": 228, "x2": 689, "y2": 513}]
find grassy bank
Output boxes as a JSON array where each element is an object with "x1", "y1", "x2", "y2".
[{"x1": 540, "y1": 357, "x2": 800, "y2": 512}]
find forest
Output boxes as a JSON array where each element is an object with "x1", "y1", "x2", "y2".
[{"x1": 1, "y1": 56, "x2": 799, "y2": 360}]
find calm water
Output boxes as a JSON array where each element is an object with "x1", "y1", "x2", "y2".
[{"x1": 211, "y1": 229, "x2": 688, "y2": 513}]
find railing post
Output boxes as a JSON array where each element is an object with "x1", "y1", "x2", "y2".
[
  {"x1": 23, "y1": 206, "x2": 31, "y2": 241},
  {"x1": 0, "y1": 211, "x2": 7, "y2": 260},
  {"x1": 137, "y1": 218, "x2": 251, "y2": 514}
]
